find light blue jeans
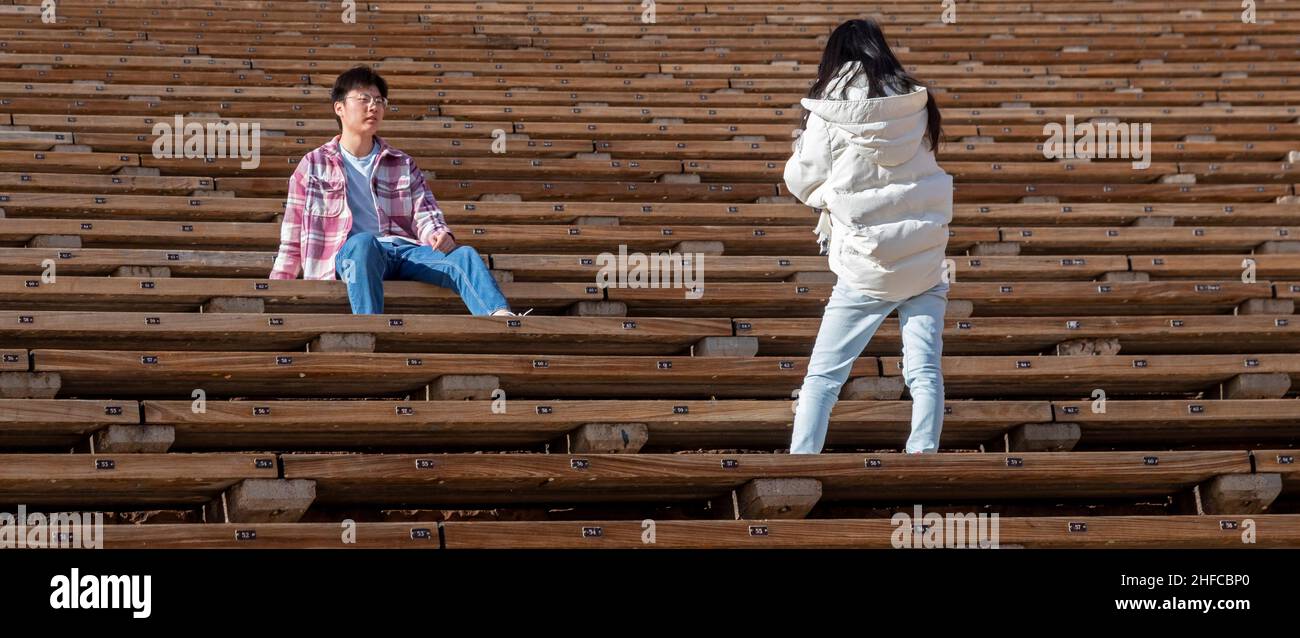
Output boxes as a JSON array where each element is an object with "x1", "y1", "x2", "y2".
[
  {"x1": 791, "y1": 278, "x2": 949, "y2": 454},
  {"x1": 334, "y1": 232, "x2": 510, "y2": 315}
]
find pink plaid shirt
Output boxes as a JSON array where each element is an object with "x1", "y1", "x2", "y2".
[{"x1": 269, "y1": 134, "x2": 453, "y2": 280}]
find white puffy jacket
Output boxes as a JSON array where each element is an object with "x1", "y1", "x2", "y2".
[{"x1": 783, "y1": 64, "x2": 953, "y2": 302}]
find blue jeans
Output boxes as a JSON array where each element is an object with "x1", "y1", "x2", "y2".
[
  {"x1": 791, "y1": 279, "x2": 949, "y2": 454},
  {"x1": 333, "y1": 232, "x2": 510, "y2": 316}
]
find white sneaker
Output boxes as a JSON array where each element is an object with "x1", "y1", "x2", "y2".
[{"x1": 491, "y1": 308, "x2": 533, "y2": 317}]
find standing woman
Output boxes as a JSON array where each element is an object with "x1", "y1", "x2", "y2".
[{"x1": 784, "y1": 18, "x2": 953, "y2": 454}]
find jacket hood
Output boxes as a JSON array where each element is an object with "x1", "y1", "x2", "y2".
[{"x1": 799, "y1": 68, "x2": 932, "y2": 167}]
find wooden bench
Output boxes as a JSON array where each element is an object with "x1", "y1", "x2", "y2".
[
  {"x1": 0, "y1": 276, "x2": 603, "y2": 313},
  {"x1": 281, "y1": 451, "x2": 1253, "y2": 507},
  {"x1": 1053, "y1": 399, "x2": 1300, "y2": 448},
  {"x1": 137, "y1": 397, "x2": 1047, "y2": 451},
  {"x1": 80, "y1": 515, "x2": 1300, "y2": 549},
  {"x1": 610, "y1": 281, "x2": 1278, "y2": 317},
  {"x1": 30, "y1": 348, "x2": 863, "y2": 398},
  {"x1": 0, "y1": 398, "x2": 139, "y2": 449},
  {"x1": 0, "y1": 452, "x2": 277, "y2": 508},
  {"x1": 737, "y1": 314, "x2": 1300, "y2": 356},
  {"x1": 0, "y1": 310, "x2": 731, "y2": 355},
  {"x1": 441, "y1": 515, "x2": 1300, "y2": 549},
  {"x1": 878, "y1": 353, "x2": 1300, "y2": 398}
]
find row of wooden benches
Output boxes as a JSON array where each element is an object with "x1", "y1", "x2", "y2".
[
  {"x1": 7, "y1": 80, "x2": 1300, "y2": 111},
  {"x1": 44, "y1": 43, "x2": 1254, "y2": 68},
  {"x1": 3, "y1": 347, "x2": 1296, "y2": 399},
  {"x1": 3, "y1": 94, "x2": 1298, "y2": 128},
  {"x1": 4, "y1": 37, "x2": 1300, "y2": 66},
  {"x1": 4, "y1": 397, "x2": 1300, "y2": 451},
  {"x1": 10, "y1": 249, "x2": 1300, "y2": 284},
  {"x1": 2, "y1": 170, "x2": 1294, "y2": 203},
  {"x1": 8, "y1": 8, "x2": 1300, "y2": 30},
  {"x1": 9, "y1": 53, "x2": 1300, "y2": 84},
  {"x1": 1, "y1": 450, "x2": 1293, "y2": 517},
  {"x1": 1, "y1": 276, "x2": 1295, "y2": 316},
  {"x1": 6, "y1": 122, "x2": 1300, "y2": 148},
  {"x1": 55, "y1": 516, "x2": 1300, "y2": 549},
  {"x1": 4, "y1": 191, "x2": 1297, "y2": 227},
  {"x1": 1, "y1": 310, "x2": 1299, "y2": 356},
  {"x1": 4, "y1": 152, "x2": 1299, "y2": 183},
  {"x1": 6, "y1": 219, "x2": 1299, "y2": 255},
  {"x1": 3, "y1": 22, "x2": 1290, "y2": 37},
  {"x1": 3, "y1": 57, "x2": 1296, "y2": 86}
]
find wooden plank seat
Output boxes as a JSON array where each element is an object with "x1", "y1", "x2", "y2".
[
  {"x1": 511, "y1": 121, "x2": 817, "y2": 141},
  {"x1": 0, "y1": 349, "x2": 23, "y2": 371},
  {"x1": 997, "y1": 226, "x2": 1300, "y2": 253},
  {"x1": 30, "y1": 349, "x2": 868, "y2": 398},
  {"x1": 143, "y1": 154, "x2": 691, "y2": 180},
  {"x1": 4, "y1": 190, "x2": 1296, "y2": 228},
  {"x1": 13, "y1": 396, "x2": 1296, "y2": 453},
  {"x1": 1132, "y1": 254, "x2": 1300, "y2": 279},
  {"x1": 1268, "y1": 281, "x2": 1300, "y2": 304},
  {"x1": 97, "y1": 522, "x2": 446, "y2": 549},
  {"x1": 0, "y1": 84, "x2": 802, "y2": 110},
  {"x1": 0, "y1": 276, "x2": 603, "y2": 313},
  {"x1": 0, "y1": 193, "x2": 281, "y2": 223},
  {"x1": 11, "y1": 114, "x2": 518, "y2": 139},
  {"x1": 0, "y1": 130, "x2": 76, "y2": 150},
  {"x1": 1179, "y1": 162, "x2": 1300, "y2": 184},
  {"x1": 1253, "y1": 450, "x2": 1300, "y2": 493},
  {"x1": 76, "y1": 515, "x2": 1300, "y2": 549},
  {"x1": 0, "y1": 52, "x2": 250, "y2": 70},
  {"x1": 0, "y1": 398, "x2": 140, "y2": 449},
  {"x1": 737, "y1": 314, "x2": 1300, "y2": 356},
  {"x1": 2, "y1": 218, "x2": 980, "y2": 255},
  {"x1": 0, "y1": 192, "x2": 816, "y2": 226},
  {"x1": 0, "y1": 248, "x2": 1154, "y2": 283},
  {"x1": 438, "y1": 515, "x2": 1300, "y2": 549},
  {"x1": 0, "y1": 311, "x2": 732, "y2": 355},
  {"x1": 143, "y1": 396, "x2": 1300, "y2": 451},
  {"x1": 952, "y1": 122, "x2": 1300, "y2": 144},
  {"x1": 280, "y1": 450, "x2": 1252, "y2": 506},
  {"x1": 0, "y1": 247, "x2": 277, "y2": 278},
  {"x1": 70, "y1": 131, "x2": 597, "y2": 158},
  {"x1": 137, "y1": 398, "x2": 1047, "y2": 451},
  {"x1": 946, "y1": 182, "x2": 1292, "y2": 204},
  {"x1": 0, "y1": 452, "x2": 277, "y2": 508},
  {"x1": 1055, "y1": 400, "x2": 1300, "y2": 447},
  {"x1": 229, "y1": 176, "x2": 782, "y2": 201},
  {"x1": 876, "y1": 353, "x2": 1300, "y2": 398},
  {"x1": 0, "y1": 218, "x2": 284, "y2": 249},
  {"x1": 609, "y1": 281, "x2": 1278, "y2": 317},
  {"x1": 491, "y1": 250, "x2": 826, "y2": 280},
  {"x1": 0, "y1": 172, "x2": 217, "y2": 196},
  {"x1": 0, "y1": 68, "x2": 320, "y2": 87},
  {"x1": 0, "y1": 150, "x2": 136, "y2": 174},
  {"x1": 493, "y1": 253, "x2": 1131, "y2": 282}
]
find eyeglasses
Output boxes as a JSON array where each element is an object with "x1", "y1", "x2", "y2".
[{"x1": 347, "y1": 94, "x2": 388, "y2": 108}]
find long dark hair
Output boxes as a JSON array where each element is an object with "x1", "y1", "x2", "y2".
[{"x1": 802, "y1": 18, "x2": 943, "y2": 153}]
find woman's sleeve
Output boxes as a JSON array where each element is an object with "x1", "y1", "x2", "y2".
[{"x1": 782, "y1": 114, "x2": 835, "y2": 209}]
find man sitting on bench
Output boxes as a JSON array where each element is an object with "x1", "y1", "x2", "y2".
[{"x1": 270, "y1": 65, "x2": 525, "y2": 317}]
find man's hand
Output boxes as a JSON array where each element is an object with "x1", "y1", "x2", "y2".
[{"x1": 431, "y1": 231, "x2": 457, "y2": 253}]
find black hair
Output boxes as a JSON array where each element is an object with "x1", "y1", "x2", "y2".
[
  {"x1": 330, "y1": 66, "x2": 389, "y2": 130},
  {"x1": 803, "y1": 18, "x2": 943, "y2": 152}
]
